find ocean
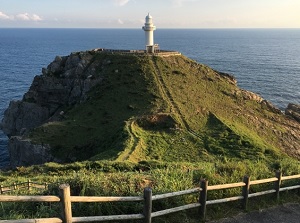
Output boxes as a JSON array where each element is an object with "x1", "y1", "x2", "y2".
[{"x1": 0, "y1": 28, "x2": 299, "y2": 168}]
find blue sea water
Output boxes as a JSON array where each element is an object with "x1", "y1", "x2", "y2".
[{"x1": 0, "y1": 28, "x2": 299, "y2": 168}]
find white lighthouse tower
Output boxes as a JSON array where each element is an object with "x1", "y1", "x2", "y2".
[{"x1": 142, "y1": 13, "x2": 156, "y2": 53}]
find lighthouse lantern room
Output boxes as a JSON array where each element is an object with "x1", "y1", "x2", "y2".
[{"x1": 142, "y1": 13, "x2": 157, "y2": 53}]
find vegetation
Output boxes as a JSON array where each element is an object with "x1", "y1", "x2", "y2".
[
  {"x1": 28, "y1": 53, "x2": 293, "y2": 163},
  {"x1": 1, "y1": 52, "x2": 299, "y2": 221},
  {"x1": 1, "y1": 159, "x2": 300, "y2": 221}
]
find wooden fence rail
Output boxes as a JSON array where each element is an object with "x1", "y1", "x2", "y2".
[
  {"x1": 0, "y1": 171, "x2": 299, "y2": 223},
  {"x1": 0, "y1": 180, "x2": 48, "y2": 194}
]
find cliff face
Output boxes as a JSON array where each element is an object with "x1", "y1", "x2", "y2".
[
  {"x1": 1, "y1": 51, "x2": 103, "y2": 167},
  {"x1": 1, "y1": 50, "x2": 300, "y2": 168},
  {"x1": 8, "y1": 136, "x2": 57, "y2": 167}
]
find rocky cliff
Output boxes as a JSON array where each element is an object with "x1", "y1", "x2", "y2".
[
  {"x1": 1, "y1": 50, "x2": 300, "y2": 168},
  {"x1": 285, "y1": 103, "x2": 300, "y2": 123},
  {"x1": 1, "y1": 50, "x2": 104, "y2": 167}
]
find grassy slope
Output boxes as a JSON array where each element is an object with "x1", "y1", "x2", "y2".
[
  {"x1": 29, "y1": 53, "x2": 294, "y2": 164},
  {"x1": 3, "y1": 52, "x2": 300, "y2": 221}
]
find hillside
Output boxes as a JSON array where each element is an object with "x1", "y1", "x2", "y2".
[{"x1": 1, "y1": 50, "x2": 300, "y2": 167}]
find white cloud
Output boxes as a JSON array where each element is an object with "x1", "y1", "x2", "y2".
[
  {"x1": 0, "y1": 11, "x2": 10, "y2": 20},
  {"x1": 171, "y1": 0, "x2": 196, "y2": 7},
  {"x1": 114, "y1": 0, "x2": 130, "y2": 6},
  {"x1": 117, "y1": 18, "x2": 124, "y2": 24},
  {"x1": 31, "y1": 14, "x2": 43, "y2": 21},
  {"x1": 16, "y1": 13, "x2": 30, "y2": 21},
  {"x1": 16, "y1": 13, "x2": 42, "y2": 21}
]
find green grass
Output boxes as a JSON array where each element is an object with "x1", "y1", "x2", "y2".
[
  {"x1": 0, "y1": 159, "x2": 299, "y2": 221},
  {"x1": 27, "y1": 52, "x2": 297, "y2": 165},
  {"x1": 3, "y1": 51, "x2": 300, "y2": 222}
]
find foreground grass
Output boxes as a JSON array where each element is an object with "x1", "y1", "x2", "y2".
[{"x1": 1, "y1": 159, "x2": 299, "y2": 221}]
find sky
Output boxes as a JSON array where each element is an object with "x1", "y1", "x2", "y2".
[{"x1": 0, "y1": 0, "x2": 300, "y2": 28}]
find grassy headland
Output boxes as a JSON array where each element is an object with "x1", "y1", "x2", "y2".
[{"x1": 1, "y1": 51, "x2": 299, "y2": 221}]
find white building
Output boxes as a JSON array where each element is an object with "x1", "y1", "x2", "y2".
[{"x1": 142, "y1": 13, "x2": 158, "y2": 53}]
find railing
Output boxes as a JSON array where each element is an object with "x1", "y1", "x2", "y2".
[
  {"x1": 0, "y1": 180, "x2": 48, "y2": 194},
  {"x1": 0, "y1": 171, "x2": 299, "y2": 223}
]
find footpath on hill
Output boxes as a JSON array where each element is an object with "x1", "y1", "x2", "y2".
[{"x1": 208, "y1": 203, "x2": 300, "y2": 223}]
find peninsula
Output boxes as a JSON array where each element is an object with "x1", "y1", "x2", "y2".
[{"x1": 1, "y1": 49, "x2": 299, "y2": 167}]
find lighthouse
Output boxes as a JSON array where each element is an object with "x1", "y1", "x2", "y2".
[{"x1": 142, "y1": 13, "x2": 157, "y2": 53}]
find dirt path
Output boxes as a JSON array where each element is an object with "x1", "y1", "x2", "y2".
[
  {"x1": 208, "y1": 203, "x2": 300, "y2": 223},
  {"x1": 150, "y1": 57, "x2": 202, "y2": 139}
]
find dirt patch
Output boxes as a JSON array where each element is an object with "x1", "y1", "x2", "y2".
[{"x1": 136, "y1": 114, "x2": 177, "y2": 130}]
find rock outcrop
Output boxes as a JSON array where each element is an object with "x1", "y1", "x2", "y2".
[
  {"x1": 8, "y1": 137, "x2": 58, "y2": 167},
  {"x1": 285, "y1": 103, "x2": 300, "y2": 123},
  {"x1": 1, "y1": 51, "x2": 103, "y2": 167},
  {"x1": 1, "y1": 101, "x2": 49, "y2": 137}
]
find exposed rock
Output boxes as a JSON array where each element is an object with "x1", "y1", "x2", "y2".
[
  {"x1": 1, "y1": 101, "x2": 49, "y2": 137},
  {"x1": 233, "y1": 89, "x2": 263, "y2": 102},
  {"x1": 8, "y1": 136, "x2": 58, "y2": 168},
  {"x1": 242, "y1": 90, "x2": 263, "y2": 102},
  {"x1": 2, "y1": 51, "x2": 103, "y2": 137},
  {"x1": 1, "y1": 50, "x2": 104, "y2": 167},
  {"x1": 285, "y1": 103, "x2": 300, "y2": 122},
  {"x1": 261, "y1": 100, "x2": 282, "y2": 114},
  {"x1": 215, "y1": 70, "x2": 237, "y2": 85}
]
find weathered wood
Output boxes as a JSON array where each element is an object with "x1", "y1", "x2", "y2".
[
  {"x1": 199, "y1": 179, "x2": 208, "y2": 220},
  {"x1": 28, "y1": 180, "x2": 31, "y2": 191},
  {"x1": 281, "y1": 174, "x2": 300, "y2": 180},
  {"x1": 143, "y1": 187, "x2": 152, "y2": 223},
  {"x1": 151, "y1": 203, "x2": 201, "y2": 218},
  {"x1": 274, "y1": 171, "x2": 282, "y2": 200},
  {"x1": 207, "y1": 182, "x2": 245, "y2": 190},
  {"x1": 248, "y1": 189, "x2": 276, "y2": 198},
  {"x1": 279, "y1": 185, "x2": 300, "y2": 192},
  {"x1": 72, "y1": 214, "x2": 144, "y2": 222},
  {"x1": 152, "y1": 188, "x2": 201, "y2": 201},
  {"x1": 1, "y1": 173, "x2": 300, "y2": 222},
  {"x1": 0, "y1": 218, "x2": 63, "y2": 223},
  {"x1": 242, "y1": 176, "x2": 250, "y2": 210},
  {"x1": 71, "y1": 196, "x2": 143, "y2": 202},
  {"x1": 250, "y1": 177, "x2": 278, "y2": 185},
  {"x1": 206, "y1": 196, "x2": 244, "y2": 205},
  {"x1": 59, "y1": 184, "x2": 72, "y2": 223},
  {"x1": 0, "y1": 195, "x2": 60, "y2": 202}
]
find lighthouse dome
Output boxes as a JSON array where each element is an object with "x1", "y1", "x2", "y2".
[
  {"x1": 146, "y1": 13, "x2": 152, "y2": 19},
  {"x1": 145, "y1": 13, "x2": 153, "y2": 24}
]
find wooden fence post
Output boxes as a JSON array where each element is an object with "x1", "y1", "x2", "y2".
[
  {"x1": 45, "y1": 182, "x2": 48, "y2": 190},
  {"x1": 143, "y1": 187, "x2": 152, "y2": 223},
  {"x1": 274, "y1": 171, "x2": 282, "y2": 201},
  {"x1": 59, "y1": 184, "x2": 72, "y2": 223},
  {"x1": 242, "y1": 176, "x2": 250, "y2": 210},
  {"x1": 199, "y1": 179, "x2": 208, "y2": 221},
  {"x1": 27, "y1": 180, "x2": 31, "y2": 191},
  {"x1": 13, "y1": 183, "x2": 17, "y2": 190},
  {"x1": 0, "y1": 185, "x2": 3, "y2": 194}
]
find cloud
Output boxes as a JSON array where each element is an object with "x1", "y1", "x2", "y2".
[
  {"x1": 171, "y1": 0, "x2": 196, "y2": 7},
  {"x1": 0, "y1": 11, "x2": 10, "y2": 20},
  {"x1": 16, "y1": 13, "x2": 43, "y2": 21},
  {"x1": 117, "y1": 18, "x2": 124, "y2": 25},
  {"x1": 114, "y1": 0, "x2": 130, "y2": 6},
  {"x1": 31, "y1": 14, "x2": 43, "y2": 21}
]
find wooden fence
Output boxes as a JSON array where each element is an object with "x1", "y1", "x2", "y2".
[
  {"x1": 0, "y1": 180, "x2": 48, "y2": 194},
  {"x1": 0, "y1": 171, "x2": 299, "y2": 223}
]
